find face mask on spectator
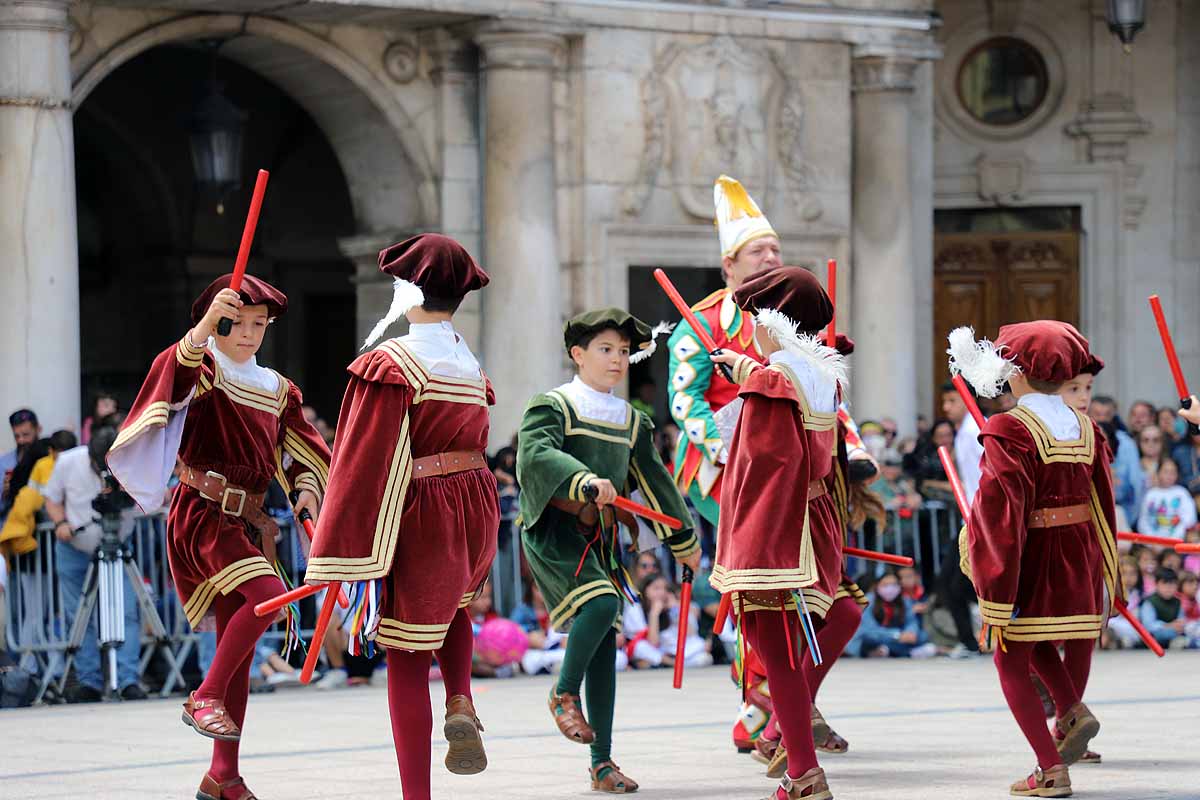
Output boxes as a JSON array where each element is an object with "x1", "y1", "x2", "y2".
[{"x1": 877, "y1": 583, "x2": 902, "y2": 602}]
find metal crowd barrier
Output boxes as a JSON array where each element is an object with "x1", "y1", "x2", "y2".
[{"x1": 2, "y1": 497, "x2": 965, "y2": 705}]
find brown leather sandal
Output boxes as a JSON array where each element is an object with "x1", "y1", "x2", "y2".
[
  {"x1": 765, "y1": 744, "x2": 788, "y2": 779},
  {"x1": 1009, "y1": 765, "x2": 1072, "y2": 798},
  {"x1": 762, "y1": 767, "x2": 833, "y2": 800},
  {"x1": 810, "y1": 706, "x2": 831, "y2": 745},
  {"x1": 1077, "y1": 750, "x2": 1101, "y2": 764},
  {"x1": 444, "y1": 694, "x2": 487, "y2": 775},
  {"x1": 196, "y1": 773, "x2": 257, "y2": 800},
  {"x1": 182, "y1": 692, "x2": 241, "y2": 742},
  {"x1": 549, "y1": 686, "x2": 595, "y2": 744},
  {"x1": 816, "y1": 729, "x2": 849, "y2": 754},
  {"x1": 1054, "y1": 703, "x2": 1100, "y2": 766},
  {"x1": 751, "y1": 735, "x2": 780, "y2": 766},
  {"x1": 590, "y1": 761, "x2": 638, "y2": 793}
]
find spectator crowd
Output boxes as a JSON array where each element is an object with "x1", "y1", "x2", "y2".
[{"x1": 2, "y1": 379, "x2": 1198, "y2": 707}]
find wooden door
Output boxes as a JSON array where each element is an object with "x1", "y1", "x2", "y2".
[{"x1": 932, "y1": 230, "x2": 1080, "y2": 406}]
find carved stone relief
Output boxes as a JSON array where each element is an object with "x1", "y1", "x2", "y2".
[{"x1": 621, "y1": 35, "x2": 822, "y2": 223}]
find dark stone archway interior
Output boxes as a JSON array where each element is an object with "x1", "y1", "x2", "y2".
[{"x1": 75, "y1": 44, "x2": 357, "y2": 424}]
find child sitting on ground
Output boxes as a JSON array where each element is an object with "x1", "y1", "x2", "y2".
[
  {"x1": 622, "y1": 573, "x2": 710, "y2": 669},
  {"x1": 857, "y1": 571, "x2": 937, "y2": 659},
  {"x1": 1139, "y1": 567, "x2": 1189, "y2": 650}
]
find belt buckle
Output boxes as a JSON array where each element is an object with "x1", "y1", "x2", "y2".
[{"x1": 221, "y1": 487, "x2": 247, "y2": 517}]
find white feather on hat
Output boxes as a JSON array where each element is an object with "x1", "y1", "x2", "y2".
[
  {"x1": 362, "y1": 278, "x2": 425, "y2": 350},
  {"x1": 628, "y1": 321, "x2": 674, "y2": 365},
  {"x1": 755, "y1": 308, "x2": 848, "y2": 390},
  {"x1": 946, "y1": 326, "x2": 1017, "y2": 398}
]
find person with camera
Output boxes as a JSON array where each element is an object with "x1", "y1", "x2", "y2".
[
  {"x1": 42, "y1": 425, "x2": 144, "y2": 702},
  {"x1": 107, "y1": 274, "x2": 330, "y2": 800}
]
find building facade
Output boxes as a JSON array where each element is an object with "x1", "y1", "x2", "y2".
[{"x1": 1, "y1": 0, "x2": 1194, "y2": 451}]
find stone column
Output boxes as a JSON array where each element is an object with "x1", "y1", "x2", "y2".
[
  {"x1": 475, "y1": 28, "x2": 567, "y2": 448},
  {"x1": 0, "y1": 0, "x2": 80, "y2": 441},
  {"x1": 850, "y1": 52, "x2": 920, "y2": 433}
]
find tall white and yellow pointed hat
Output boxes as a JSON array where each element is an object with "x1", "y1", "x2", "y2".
[{"x1": 714, "y1": 174, "x2": 777, "y2": 259}]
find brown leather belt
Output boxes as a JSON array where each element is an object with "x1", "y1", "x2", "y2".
[
  {"x1": 549, "y1": 497, "x2": 638, "y2": 531},
  {"x1": 1028, "y1": 503, "x2": 1090, "y2": 528},
  {"x1": 411, "y1": 450, "x2": 487, "y2": 478},
  {"x1": 178, "y1": 463, "x2": 278, "y2": 564},
  {"x1": 808, "y1": 480, "x2": 828, "y2": 501}
]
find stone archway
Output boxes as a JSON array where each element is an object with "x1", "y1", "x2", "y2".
[{"x1": 71, "y1": 13, "x2": 438, "y2": 234}]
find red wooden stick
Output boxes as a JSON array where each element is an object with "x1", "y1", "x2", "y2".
[
  {"x1": 1149, "y1": 295, "x2": 1190, "y2": 398},
  {"x1": 952, "y1": 374, "x2": 987, "y2": 430},
  {"x1": 230, "y1": 169, "x2": 270, "y2": 293},
  {"x1": 673, "y1": 566, "x2": 694, "y2": 690},
  {"x1": 300, "y1": 583, "x2": 341, "y2": 683},
  {"x1": 254, "y1": 580, "x2": 348, "y2": 618},
  {"x1": 825, "y1": 259, "x2": 836, "y2": 348},
  {"x1": 712, "y1": 593, "x2": 732, "y2": 636},
  {"x1": 939, "y1": 445, "x2": 971, "y2": 519},
  {"x1": 844, "y1": 546, "x2": 913, "y2": 567},
  {"x1": 1114, "y1": 598, "x2": 1165, "y2": 657},
  {"x1": 1117, "y1": 531, "x2": 1188, "y2": 549},
  {"x1": 612, "y1": 495, "x2": 682, "y2": 529},
  {"x1": 654, "y1": 269, "x2": 720, "y2": 353},
  {"x1": 1176, "y1": 542, "x2": 1200, "y2": 554}
]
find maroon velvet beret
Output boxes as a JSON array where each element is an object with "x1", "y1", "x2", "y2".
[
  {"x1": 995, "y1": 320, "x2": 1092, "y2": 384},
  {"x1": 191, "y1": 274, "x2": 287, "y2": 324},
  {"x1": 1048, "y1": 321, "x2": 1104, "y2": 376},
  {"x1": 378, "y1": 233, "x2": 490, "y2": 298},
  {"x1": 732, "y1": 266, "x2": 833, "y2": 333}
]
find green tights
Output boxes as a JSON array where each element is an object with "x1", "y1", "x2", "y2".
[{"x1": 555, "y1": 593, "x2": 620, "y2": 768}]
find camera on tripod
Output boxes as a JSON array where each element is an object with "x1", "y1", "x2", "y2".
[{"x1": 92, "y1": 468, "x2": 135, "y2": 518}]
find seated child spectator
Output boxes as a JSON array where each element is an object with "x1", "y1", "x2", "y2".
[
  {"x1": 1136, "y1": 546, "x2": 1158, "y2": 596},
  {"x1": 1183, "y1": 525, "x2": 1200, "y2": 574},
  {"x1": 1139, "y1": 567, "x2": 1189, "y2": 650},
  {"x1": 898, "y1": 565, "x2": 930, "y2": 620},
  {"x1": 622, "y1": 573, "x2": 710, "y2": 669},
  {"x1": 1105, "y1": 554, "x2": 1145, "y2": 649},
  {"x1": 1137, "y1": 459, "x2": 1196, "y2": 539},
  {"x1": 857, "y1": 571, "x2": 937, "y2": 659},
  {"x1": 1179, "y1": 571, "x2": 1200, "y2": 623}
]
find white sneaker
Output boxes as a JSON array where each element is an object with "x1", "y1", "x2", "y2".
[
  {"x1": 266, "y1": 670, "x2": 301, "y2": 687},
  {"x1": 315, "y1": 668, "x2": 348, "y2": 690},
  {"x1": 911, "y1": 642, "x2": 939, "y2": 659}
]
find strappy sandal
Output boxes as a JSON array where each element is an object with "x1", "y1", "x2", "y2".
[
  {"x1": 196, "y1": 773, "x2": 257, "y2": 800},
  {"x1": 810, "y1": 706, "x2": 831, "y2": 745},
  {"x1": 591, "y1": 761, "x2": 638, "y2": 793},
  {"x1": 1009, "y1": 765, "x2": 1071, "y2": 798},
  {"x1": 1077, "y1": 750, "x2": 1102, "y2": 764},
  {"x1": 444, "y1": 694, "x2": 488, "y2": 775},
  {"x1": 549, "y1": 686, "x2": 595, "y2": 744},
  {"x1": 816, "y1": 729, "x2": 849, "y2": 754},
  {"x1": 765, "y1": 744, "x2": 788, "y2": 779},
  {"x1": 751, "y1": 735, "x2": 780, "y2": 766},
  {"x1": 762, "y1": 767, "x2": 833, "y2": 800},
  {"x1": 1054, "y1": 703, "x2": 1100, "y2": 766},
  {"x1": 182, "y1": 692, "x2": 241, "y2": 742}
]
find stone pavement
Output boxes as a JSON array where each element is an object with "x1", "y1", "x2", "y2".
[{"x1": 1, "y1": 650, "x2": 1196, "y2": 799}]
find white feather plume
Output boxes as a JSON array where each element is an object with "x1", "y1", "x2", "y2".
[
  {"x1": 361, "y1": 278, "x2": 425, "y2": 350},
  {"x1": 755, "y1": 308, "x2": 848, "y2": 390},
  {"x1": 946, "y1": 326, "x2": 1016, "y2": 398},
  {"x1": 629, "y1": 321, "x2": 675, "y2": 364}
]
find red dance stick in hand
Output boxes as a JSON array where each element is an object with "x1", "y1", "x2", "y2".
[
  {"x1": 581, "y1": 484, "x2": 683, "y2": 529},
  {"x1": 844, "y1": 546, "x2": 913, "y2": 567},
  {"x1": 1176, "y1": 542, "x2": 1200, "y2": 554},
  {"x1": 712, "y1": 593, "x2": 732, "y2": 637},
  {"x1": 300, "y1": 583, "x2": 341, "y2": 683},
  {"x1": 1114, "y1": 598, "x2": 1165, "y2": 657},
  {"x1": 1149, "y1": 295, "x2": 1199, "y2": 435},
  {"x1": 825, "y1": 259, "x2": 837, "y2": 348},
  {"x1": 254, "y1": 580, "x2": 348, "y2": 618},
  {"x1": 217, "y1": 169, "x2": 270, "y2": 336},
  {"x1": 673, "y1": 566, "x2": 694, "y2": 690},
  {"x1": 653, "y1": 268, "x2": 735, "y2": 383},
  {"x1": 1117, "y1": 531, "x2": 1189, "y2": 549},
  {"x1": 938, "y1": 445, "x2": 971, "y2": 519},
  {"x1": 951, "y1": 374, "x2": 987, "y2": 430}
]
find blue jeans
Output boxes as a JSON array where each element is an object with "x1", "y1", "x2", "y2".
[{"x1": 56, "y1": 541, "x2": 142, "y2": 691}]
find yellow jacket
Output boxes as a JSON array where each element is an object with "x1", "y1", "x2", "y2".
[{"x1": 0, "y1": 455, "x2": 56, "y2": 558}]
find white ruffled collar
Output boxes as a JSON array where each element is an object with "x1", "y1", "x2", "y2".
[
  {"x1": 207, "y1": 338, "x2": 280, "y2": 393},
  {"x1": 557, "y1": 376, "x2": 628, "y2": 425},
  {"x1": 1018, "y1": 393, "x2": 1080, "y2": 441},
  {"x1": 397, "y1": 320, "x2": 482, "y2": 380}
]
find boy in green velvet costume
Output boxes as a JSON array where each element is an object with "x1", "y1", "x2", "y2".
[{"x1": 516, "y1": 308, "x2": 701, "y2": 793}]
